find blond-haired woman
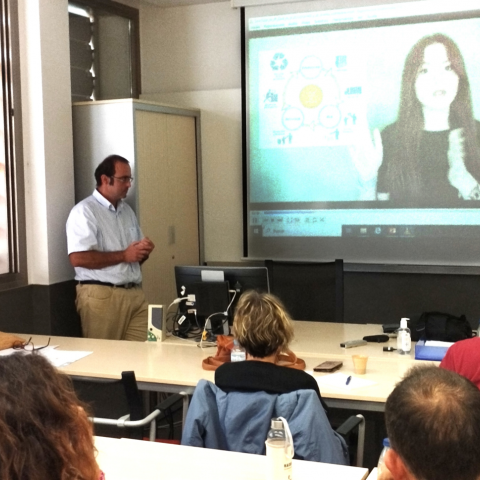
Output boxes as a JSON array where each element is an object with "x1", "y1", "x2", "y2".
[{"x1": 215, "y1": 290, "x2": 327, "y2": 411}]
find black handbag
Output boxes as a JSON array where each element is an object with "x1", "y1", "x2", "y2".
[{"x1": 411, "y1": 311, "x2": 472, "y2": 342}]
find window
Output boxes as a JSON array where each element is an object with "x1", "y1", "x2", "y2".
[
  {"x1": 0, "y1": 0, "x2": 26, "y2": 287},
  {"x1": 68, "y1": 0, "x2": 141, "y2": 101},
  {"x1": 0, "y1": 77, "x2": 7, "y2": 274}
]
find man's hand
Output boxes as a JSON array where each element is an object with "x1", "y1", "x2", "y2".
[
  {"x1": 124, "y1": 237, "x2": 155, "y2": 263},
  {"x1": 139, "y1": 237, "x2": 155, "y2": 263},
  {"x1": 69, "y1": 237, "x2": 155, "y2": 269},
  {"x1": 139, "y1": 237, "x2": 155, "y2": 254},
  {"x1": 124, "y1": 241, "x2": 150, "y2": 263}
]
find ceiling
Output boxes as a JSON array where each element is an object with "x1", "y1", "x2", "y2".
[{"x1": 142, "y1": 0, "x2": 227, "y2": 7}]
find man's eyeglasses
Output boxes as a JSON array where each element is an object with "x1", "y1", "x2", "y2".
[
  {"x1": 111, "y1": 176, "x2": 134, "y2": 183},
  {"x1": 12, "y1": 337, "x2": 51, "y2": 352}
]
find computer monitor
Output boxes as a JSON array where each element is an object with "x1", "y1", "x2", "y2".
[{"x1": 174, "y1": 265, "x2": 270, "y2": 333}]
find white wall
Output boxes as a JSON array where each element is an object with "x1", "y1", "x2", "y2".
[
  {"x1": 140, "y1": 1, "x2": 241, "y2": 93},
  {"x1": 18, "y1": 0, "x2": 75, "y2": 284},
  {"x1": 140, "y1": 1, "x2": 244, "y2": 262}
]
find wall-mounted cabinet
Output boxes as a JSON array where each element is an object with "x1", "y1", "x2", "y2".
[{"x1": 72, "y1": 99, "x2": 203, "y2": 306}]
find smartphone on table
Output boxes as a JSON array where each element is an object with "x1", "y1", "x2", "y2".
[{"x1": 313, "y1": 360, "x2": 343, "y2": 372}]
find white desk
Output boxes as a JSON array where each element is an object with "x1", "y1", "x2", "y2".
[
  {"x1": 22, "y1": 322, "x2": 436, "y2": 412},
  {"x1": 94, "y1": 436, "x2": 370, "y2": 480},
  {"x1": 367, "y1": 468, "x2": 378, "y2": 479}
]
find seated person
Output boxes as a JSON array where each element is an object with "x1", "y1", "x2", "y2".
[
  {"x1": 378, "y1": 365, "x2": 480, "y2": 480},
  {"x1": 215, "y1": 290, "x2": 328, "y2": 412},
  {"x1": 0, "y1": 352, "x2": 103, "y2": 480},
  {"x1": 439, "y1": 336, "x2": 480, "y2": 388}
]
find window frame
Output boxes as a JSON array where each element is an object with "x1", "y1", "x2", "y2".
[
  {"x1": 0, "y1": 0, "x2": 27, "y2": 290},
  {"x1": 69, "y1": 0, "x2": 141, "y2": 98}
]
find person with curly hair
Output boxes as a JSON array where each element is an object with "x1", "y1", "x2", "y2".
[{"x1": 0, "y1": 353, "x2": 103, "y2": 480}]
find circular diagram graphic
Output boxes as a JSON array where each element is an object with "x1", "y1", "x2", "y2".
[
  {"x1": 318, "y1": 105, "x2": 341, "y2": 129},
  {"x1": 282, "y1": 108, "x2": 304, "y2": 131},
  {"x1": 281, "y1": 55, "x2": 343, "y2": 133},
  {"x1": 299, "y1": 84, "x2": 323, "y2": 109},
  {"x1": 299, "y1": 56, "x2": 323, "y2": 79}
]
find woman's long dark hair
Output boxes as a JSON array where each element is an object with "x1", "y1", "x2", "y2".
[
  {"x1": 0, "y1": 353, "x2": 100, "y2": 480},
  {"x1": 384, "y1": 33, "x2": 480, "y2": 198}
]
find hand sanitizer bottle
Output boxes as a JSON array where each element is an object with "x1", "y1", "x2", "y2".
[
  {"x1": 231, "y1": 339, "x2": 246, "y2": 362},
  {"x1": 397, "y1": 318, "x2": 411, "y2": 355}
]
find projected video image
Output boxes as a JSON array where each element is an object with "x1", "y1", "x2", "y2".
[
  {"x1": 249, "y1": 17, "x2": 480, "y2": 205},
  {"x1": 245, "y1": 1, "x2": 480, "y2": 264}
]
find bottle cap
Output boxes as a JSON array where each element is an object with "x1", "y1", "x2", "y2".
[
  {"x1": 400, "y1": 318, "x2": 409, "y2": 329},
  {"x1": 233, "y1": 339, "x2": 239, "y2": 346},
  {"x1": 383, "y1": 438, "x2": 391, "y2": 448},
  {"x1": 270, "y1": 418, "x2": 284, "y2": 429}
]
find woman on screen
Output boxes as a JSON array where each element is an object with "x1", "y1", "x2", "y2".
[
  {"x1": 355, "y1": 33, "x2": 480, "y2": 204},
  {"x1": 0, "y1": 353, "x2": 103, "y2": 480}
]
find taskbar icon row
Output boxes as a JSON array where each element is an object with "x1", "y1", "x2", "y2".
[{"x1": 342, "y1": 225, "x2": 415, "y2": 237}]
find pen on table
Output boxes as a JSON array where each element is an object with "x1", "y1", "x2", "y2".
[{"x1": 346, "y1": 375, "x2": 352, "y2": 386}]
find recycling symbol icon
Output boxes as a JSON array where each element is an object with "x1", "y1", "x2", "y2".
[{"x1": 270, "y1": 53, "x2": 288, "y2": 71}]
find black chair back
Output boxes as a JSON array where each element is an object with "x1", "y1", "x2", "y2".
[
  {"x1": 265, "y1": 259, "x2": 344, "y2": 322},
  {"x1": 72, "y1": 370, "x2": 144, "y2": 439}
]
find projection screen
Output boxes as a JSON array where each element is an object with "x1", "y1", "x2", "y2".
[{"x1": 244, "y1": 0, "x2": 480, "y2": 266}]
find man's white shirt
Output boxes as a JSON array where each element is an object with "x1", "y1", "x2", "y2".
[{"x1": 66, "y1": 189, "x2": 143, "y2": 284}]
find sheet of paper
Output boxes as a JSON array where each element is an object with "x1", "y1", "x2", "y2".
[
  {"x1": 0, "y1": 345, "x2": 92, "y2": 368},
  {"x1": 314, "y1": 372, "x2": 377, "y2": 390},
  {"x1": 39, "y1": 347, "x2": 93, "y2": 368},
  {"x1": 424, "y1": 340, "x2": 454, "y2": 348},
  {"x1": 0, "y1": 348, "x2": 17, "y2": 356}
]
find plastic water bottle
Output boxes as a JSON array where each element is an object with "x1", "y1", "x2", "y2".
[
  {"x1": 397, "y1": 318, "x2": 411, "y2": 355},
  {"x1": 265, "y1": 418, "x2": 293, "y2": 480},
  {"x1": 377, "y1": 438, "x2": 391, "y2": 477},
  {"x1": 231, "y1": 339, "x2": 246, "y2": 362}
]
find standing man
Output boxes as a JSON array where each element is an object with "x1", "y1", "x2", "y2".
[{"x1": 66, "y1": 155, "x2": 155, "y2": 341}]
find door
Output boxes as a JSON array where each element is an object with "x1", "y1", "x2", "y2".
[{"x1": 135, "y1": 109, "x2": 200, "y2": 307}]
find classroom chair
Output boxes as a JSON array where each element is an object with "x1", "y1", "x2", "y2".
[
  {"x1": 181, "y1": 379, "x2": 365, "y2": 466},
  {"x1": 73, "y1": 371, "x2": 184, "y2": 441}
]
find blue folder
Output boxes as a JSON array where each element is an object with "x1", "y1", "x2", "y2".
[{"x1": 414, "y1": 339, "x2": 450, "y2": 361}]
